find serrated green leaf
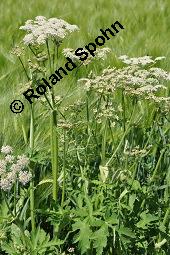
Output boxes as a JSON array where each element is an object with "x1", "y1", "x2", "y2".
[
  {"x1": 118, "y1": 226, "x2": 136, "y2": 238},
  {"x1": 73, "y1": 220, "x2": 92, "y2": 254},
  {"x1": 136, "y1": 212, "x2": 158, "y2": 229},
  {"x1": 93, "y1": 224, "x2": 109, "y2": 255}
]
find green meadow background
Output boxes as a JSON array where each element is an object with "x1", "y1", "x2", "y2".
[{"x1": 0, "y1": 0, "x2": 170, "y2": 151}]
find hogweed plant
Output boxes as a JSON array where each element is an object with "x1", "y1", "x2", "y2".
[
  {"x1": 11, "y1": 16, "x2": 79, "y2": 235},
  {"x1": 19, "y1": 16, "x2": 79, "y2": 203},
  {"x1": 1, "y1": 15, "x2": 170, "y2": 255}
]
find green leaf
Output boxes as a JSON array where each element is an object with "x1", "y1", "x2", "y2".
[
  {"x1": 131, "y1": 180, "x2": 141, "y2": 191},
  {"x1": 73, "y1": 220, "x2": 92, "y2": 254},
  {"x1": 155, "y1": 238, "x2": 167, "y2": 249},
  {"x1": 93, "y1": 224, "x2": 109, "y2": 255},
  {"x1": 118, "y1": 226, "x2": 136, "y2": 239},
  {"x1": 136, "y1": 212, "x2": 158, "y2": 229},
  {"x1": 1, "y1": 243, "x2": 17, "y2": 255},
  {"x1": 106, "y1": 213, "x2": 119, "y2": 226},
  {"x1": 37, "y1": 179, "x2": 53, "y2": 186},
  {"x1": 119, "y1": 188, "x2": 128, "y2": 201},
  {"x1": 99, "y1": 165, "x2": 109, "y2": 183},
  {"x1": 11, "y1": 224, "x2": 23, "y2": 246},
  {"x1": 129, "y1": 193, "x2": 136, "y2": 210}
]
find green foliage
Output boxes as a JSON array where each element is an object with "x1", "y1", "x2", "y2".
[
  {"x1": 92, "y1": 223, "x2": 109, "y2": 255},
  {"x1": 1, "y1": 224, "x2": 63, "y2": 255}
]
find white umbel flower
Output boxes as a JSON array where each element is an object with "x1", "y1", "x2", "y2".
[
  {"x1": 118, "y1": 55, "x2": 155, "y2": 66},
  {"x1": 63, "y1": 48, "x2": 80, "y2": 62},
  {"x1": 18, "y1": 171, "x2": 32, "y2": 185},
  {"x1": 20, "y1": 16, "x2": 79, "y2": 45},
  {"x1": 95, "y1": 47, "x2": 111, "y2": 60},
  {"x1": 11, "y1": 163, "x2": 22, "y2": 174},
  {"x1": 63, "y1": 47, "x2": 111, "y2": 65},
  {"x1": 0, "y1": 148, "x2": 31, "y2": 191},
  {"x1": 1, "y1": 145, "x2": 13, "y2": 155},
  {"x1": 0, "y1": 160, "x2": 6, "y2": 175},
  {"x1": 17, "y1": 155, "x2": 29, "y2": 168},
  {"x1": 5, "y1": 155, "x2": 15, "y2": 163},
  {"x1": 0, "y1": 178, "x2": 13, "y2": 191}
]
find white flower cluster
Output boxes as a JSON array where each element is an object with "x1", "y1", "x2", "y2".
[
  {"x1": 63, "y1": 47, "x2": 111, "y2": 65},
  {"x1": 1, "y1": 145, "x2": 13, "y2": 154},
  {"x1": 63, "y1": 48, "x2": 80, "y2": 63},
  {"x1": 0, "y1": 146, "x2": 31, "y2": 191},
  {"x1": 95, "y1": 47, "x2": 111, "y2": 60},
  {"x1": 79, "y1": 56, "x2": 170, "y2": 103},
  {"x1": 118, "y1": 55, "x2": 166, "y2": 66},
  {"x1": 20, "y1": 16, "x2": 79, "y2": 45}
]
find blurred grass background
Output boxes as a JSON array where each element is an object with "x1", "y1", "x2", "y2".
[{"x1": 0, "y1": 0, "x2": 169, "y2": 151}]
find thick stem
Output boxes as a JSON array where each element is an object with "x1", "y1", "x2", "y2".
[
  {"x1": 51, "y1": 110, "x2": 59, "y2": 201},
  {"x1": 47, "y1": 39, "x2": 59, "y2": 202},
  {"x1": 29, "y1": 104, "x2": 35, "y2": 233},
  {"x1": 61, "y1": 129, "x2": 66, "y2": 207}
]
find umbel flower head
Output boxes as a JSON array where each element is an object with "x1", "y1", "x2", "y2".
[
  {"x1": 0, "y1": 145, "x2": 31, "y2": 191},
  {"x1": 1, "y1": 145, "x2": 13, "y2": 155},
  {"x1": 118, "y1": 55, "x2": 166, "y2": 66},
  {"x1": 20, "y1": 16, "x2": 79, "y2": 45},
  {"x1": 63, "y1": 47, "x2": 111, "y2": 65},
  {"x1": 79, "y1": 55, "x2": 170, "y2": 103}
]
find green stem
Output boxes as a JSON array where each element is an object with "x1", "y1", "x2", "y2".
[
  {"x1": 18, "y1": 57, "x2": 30, "y2": 81},
  {"x1": 14, "y1": 181, "x2": 17, "y2": 216},
  {"x1": 47, "y1": 39, "x2": 59, "y2": 202},
  {"x1": 61, "y1": 129, "x2": 66, "y2": 207},
  {"x1": 150, "y1": 149, "x2": 165, "y2": 183},
  {"x1": 122, "y1": 89, "x2": 126, "y2": 133},
  {"x1": 86, "y1": 91, "x2": 90, "y2": 135},
  {"x1": 29, "y1": 104, "x2": 35, "y2": 233},
  {"x1": 106, "y1": 126, "x2": 130, "y2": 167},
  {"x1": 106, "y1": 102, "x2": 136, "y2": 167},
  {"x1": 2, "y1": 191, "x2": 15, "y2": 218},
  {"x1": 101, "y1": 119, "x2": 107, "y2": 165},
  {"x1": 141, "y1": 148, "x2": 165, "y2": 208},
  {"x1": 46, "y1": 40, "x2": 52, "y2": 73},
  {"x1": 51, "y1": 109, "x2": 59, "y2": 201},
  {"x1": 163, "y1": 208, "x2": 170, "y2": 225}
]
